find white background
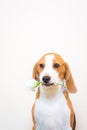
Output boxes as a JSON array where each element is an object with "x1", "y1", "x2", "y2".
[{"x1": 0, "y1": 0, "x2": 87, "y2": 130}]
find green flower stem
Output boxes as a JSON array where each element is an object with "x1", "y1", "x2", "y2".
[{"x1": 32, "y1": 81, "x2": 66, "y2": 89}]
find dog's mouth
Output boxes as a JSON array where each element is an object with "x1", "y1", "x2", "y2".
[{"x1": 42, "y1": 83, "x2": 55, "y2": 87}]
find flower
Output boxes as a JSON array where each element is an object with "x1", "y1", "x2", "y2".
[{"x1": 25, "y1": 79, "x2": 40, "y2": 91}]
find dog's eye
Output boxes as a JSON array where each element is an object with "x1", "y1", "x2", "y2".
[
  {"x1": 39, "y1": 64, "x2": 44, "y2": 68},
  {"x1": 53, "y1": 63, "x2": 60, "y2": 68}
]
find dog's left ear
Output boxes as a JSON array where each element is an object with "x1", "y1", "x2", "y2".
[{"x1": 64, "y1": 62, "x2": 77, "y2": 93}]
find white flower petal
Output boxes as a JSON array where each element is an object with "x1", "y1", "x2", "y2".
[{"x1": 25, "y1": 79, "x2": 36, "y2": 88}]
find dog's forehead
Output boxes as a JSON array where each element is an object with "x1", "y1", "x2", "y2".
[
  {"x1": 40, "y1": 53, "x2": 64, "y2": 65},
  {"x1": 45, "y1": 54, "x2": 54, "y2": 65},
  {"x1": 38, "y1": 53, "x2": 64, "y2": 67}
]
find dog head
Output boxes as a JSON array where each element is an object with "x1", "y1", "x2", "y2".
[{"x1": 32, "y1": 53, "x2": 77, "y2": 93}]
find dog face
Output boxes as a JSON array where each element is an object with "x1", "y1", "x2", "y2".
[{"x1": 33, "y1": 53, "x2": 77, "y2": 93}]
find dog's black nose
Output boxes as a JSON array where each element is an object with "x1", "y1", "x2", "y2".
[{"x1": 42, "y1": 76, "x2": 51, "y2": 83}]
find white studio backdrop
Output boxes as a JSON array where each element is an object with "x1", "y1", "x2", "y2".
[{"x1": 0, "y1": 0, "x2": 87, "y2": 130}]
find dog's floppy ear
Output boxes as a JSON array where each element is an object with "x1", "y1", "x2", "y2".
[
  {"x1": 32, "y1": 62, "x2": 39, "y2": 80},
  {"x1": 64, "y1": 62, "x2": 77, "y2": 93}
]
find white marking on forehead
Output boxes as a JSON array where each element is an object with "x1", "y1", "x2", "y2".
[{"x1": 45, "y1": 54, "x2": 54, "y2": 66}]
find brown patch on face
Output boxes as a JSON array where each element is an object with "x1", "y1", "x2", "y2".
[
  {"x1": 32, "y1": 56, "x2": 45, "y2": 80},
  {"x1": 52, "y1": 53, "x2": 66, "y2": 80},
  {"x1": 63, "y1": 91, "x2": 76, "y2": 129}
]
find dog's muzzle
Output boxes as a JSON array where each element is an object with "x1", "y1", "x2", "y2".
[{"x1": 42, "y1": 76, "x2": 54, "y2": 87}]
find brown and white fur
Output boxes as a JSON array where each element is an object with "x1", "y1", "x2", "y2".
[{"x1": 32, "y1": 53, "x2": 77, "y2": 130}]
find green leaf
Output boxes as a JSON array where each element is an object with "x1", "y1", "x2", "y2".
[{"x1": 33, "y1": 81, "x2": 41, "y2": 88}]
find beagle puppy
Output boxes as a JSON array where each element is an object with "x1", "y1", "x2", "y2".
[{"x1": 32, "y1": 53, "x2": 77, "y2": 130}]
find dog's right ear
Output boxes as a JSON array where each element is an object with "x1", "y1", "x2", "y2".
[
  {"x1": 32, "y1": 62, "x2": 39, "y2": 80},
  {"x1": 64, "y1": 62, "x2": 77, "y2": 93}
]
